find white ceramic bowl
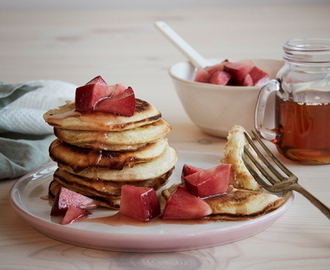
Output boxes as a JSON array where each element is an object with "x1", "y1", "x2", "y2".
[{"x1": 169, "y1": 59, "x2": 284, "y2": 138}]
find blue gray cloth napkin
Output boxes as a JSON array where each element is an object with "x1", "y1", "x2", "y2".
[{"x1": 0, "y1": 80, "x2": 76, "y2": 179}]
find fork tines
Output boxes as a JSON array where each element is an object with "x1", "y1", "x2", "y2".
[
  {"x1": 243, "y1": 131, "x2": 330, "y2": 219},
  {"x1": 242, "y1": 130, "x2": 297, "y2": 192}
]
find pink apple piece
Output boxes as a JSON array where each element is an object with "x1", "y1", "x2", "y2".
[
  {"x1": 51, "y1": 187, "x2": 98, "y2": 216},
  {"x1": 120, "y1": 185, "x2": 161, "y2": 222},
  {"x1": 249, "y1": 66, "x2": 270, "y2": 86},
  {"x1": 241, "y1": 74, "x2": 253, "y2": 86},
  {"x1": 75, "y1": 76, "x2": 114, "y2": 112},
  {"x1": 61, "y1": 206, "x2": 91, "y2": 225},
  {"x1": 85, "y1": 75, "x2": 107, "y2": 85},
  {"x1": 224, "y1": 60, "x2": 255, "y2": 84},
  {"x1": 209, "y1": 70, "x2": 231, "y2": 85},
  {"x1": 181, "y1": 164, "x2": 203, "y2": 182},
  {"x1": 194, "y1": 67, "x2": 211, "y2": 83},
  {"x1": 162, "y1": 186, "x2": 212, "y2": 220},
  {"x1": 75, "y1": 76, "x2": 136, "y2": 116},
  {"x1": 204, "y1": 59, "x2": 228, "y2": 75},
  {"x1": 94, "y1": 86, "x2": 136, "y2": 116},
  {"x1": 183, "y1": 164, "x2": 231, "y2": 198}
]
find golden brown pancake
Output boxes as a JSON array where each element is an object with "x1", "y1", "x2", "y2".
[
  {"x1": 162, "y1": 184, "x2": 285, "y2": 221},
  {"x1": 53, "y1": 118, "x2": 171, "y2": 150},
  {"x1": 50, "y1": 166, "x2": 175, "y2": 209},
  {"x1": 205, "y1": 186, "x2": 285, "y2": 220},
  {"x1": 48, "y1": 179, "x2": 121, "y2": 209},
  {"x1": 43, "y1": 99, "x2": 161, "y2": 132},
  {"x1": 49, "y1": 138, "x2": 169, "y2": 172},
  {"x1": 221, "y1": 125, "x2": 262, "y2": 190},
  {"x1": 57, "y1": 145, "x2": 178, "y2": 181}
]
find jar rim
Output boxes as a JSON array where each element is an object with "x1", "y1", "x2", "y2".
[
  {"x1": 284, "y1": 38, "x2": 330, "y2": 52},
  {"x1": 283, "y1": 38, "x2": 330, "y2": 63}
]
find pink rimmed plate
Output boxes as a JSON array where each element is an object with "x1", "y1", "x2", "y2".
[{"x1": 10, "y1": 151, "x2": 293, "y2": 252}]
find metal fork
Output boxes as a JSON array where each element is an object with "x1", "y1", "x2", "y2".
[{"x1": 242, "y1": 130, "x2": 330, "y2": 220}]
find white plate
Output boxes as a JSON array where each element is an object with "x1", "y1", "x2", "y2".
[{"x1": 10, "y1": 151, "x2": 293, "y2": 252}]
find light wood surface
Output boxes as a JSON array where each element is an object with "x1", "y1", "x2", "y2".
[{"x1": 1, "y1": 3, "x2": 329, "y2": 269}]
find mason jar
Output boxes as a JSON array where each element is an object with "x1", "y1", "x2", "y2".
[{"x1": 255, "y1": 38, "x2": 330, "y2": 164}]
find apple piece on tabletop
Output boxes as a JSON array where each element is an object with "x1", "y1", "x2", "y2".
[
  {"x1": 120, "y1": 185, "x2": 161, "y2": 222},
  {"x1": 162, "y1": 186, "x2": 212, "y2": 220},
  {"x1": 51, "y1": 186, "x2": 98, "y2": 216},
  {"x1": 183, "y1": 164, "x2": 231, "y2": 198},
  {"x1": 94, "y1": 86, "x2": 135, "y2": 116},
  {"x1": 61, "y1": 206, "x2": 91, "y2": 225}
]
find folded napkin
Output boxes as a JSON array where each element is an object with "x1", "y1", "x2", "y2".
[{"x1": 0, "y1": 80, "x2": 76, "y2": 179}]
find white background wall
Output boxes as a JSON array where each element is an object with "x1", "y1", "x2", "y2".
[{"x1": 1, "y1": 0, "x2": 329, "y2": 10}]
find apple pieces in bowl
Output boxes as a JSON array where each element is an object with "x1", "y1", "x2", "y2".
[{"x1": 169, "y1": 59, "x2": 284, "y2": 138}]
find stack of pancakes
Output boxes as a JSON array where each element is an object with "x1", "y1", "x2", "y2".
[{"x1": 44, "y1": 99, "x2": 177, "y2": 209}]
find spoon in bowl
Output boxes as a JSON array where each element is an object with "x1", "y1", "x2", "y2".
[{"x1": 154, "y1": 21, "x2": 210, "y2": 68}]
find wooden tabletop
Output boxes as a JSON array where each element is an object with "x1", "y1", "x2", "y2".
[{"x1": 1, "y1": 2, "x2": 330, "y2": 269}]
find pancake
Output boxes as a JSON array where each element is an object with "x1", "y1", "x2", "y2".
[
  {"x1": 48, "y1": 179, "x2": 121, "y2": 209},
  {"x1": 53, "y1": 118, "x2": 171, "y2": 150},
  {"x1": 57, "y1": 145, "x2": 178, "y2": 181},
  {"x1": 162, "y1": 184, "x2": 285, "y2": 221},
  {"x1": 205, "y1": 186, "x2": 285, "y2": 220},
  {"x1": 43, "y1": 99, "x2": 161, "y2": 132},
  {"x1": 221, "y1": 125, "x2": 261, "y2": 191},
  {"x1": 49, "y1": 138, "x2": 169, "y2": 172},
  {"x1": 50, "y1": 166, "x2": 175, "y2": 209},
  {"x1": 44, "y1": 90, "x2": 178, "y2": 211},
  {"x1": 53, "y1": 167, "x2": 174, "y2": 197}
]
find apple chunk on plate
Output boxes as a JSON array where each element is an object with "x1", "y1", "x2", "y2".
[
  {"x1": 183, "y1": 164, "x2": 231, "y2": 198},
  {"x1": 120, "y1": 185, "x2": 161, "y2": 222},
  {"x1": 181, "y1": 164, "x2": 203, "y2": 181},
  {"x1": 61, "y1": 206, "x2": 91, "y2": 225},
  {"x1": 162, "y1": 186, "x2": 212, "y2": 220},
  {"x1": 51, "y1": 187, "x2": 98, "y2": 216},
  {"x1": 50, "y1": 187, "x2": 96, "y2": 225}
]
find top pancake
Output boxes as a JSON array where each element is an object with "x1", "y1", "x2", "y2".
[{"x1": 43, "y1": 98, "x2": 161, "y2": 132}]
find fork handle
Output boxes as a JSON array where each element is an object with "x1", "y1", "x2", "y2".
[{"x1": 291, "y1": 183, "x2": 330, "y2": 220}]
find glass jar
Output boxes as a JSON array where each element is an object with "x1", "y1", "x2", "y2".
[{"x1": 255, "y1": 38, "x2": 330, "y2": 164}]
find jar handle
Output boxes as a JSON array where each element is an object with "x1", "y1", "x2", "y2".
[{"x1": 255, "y1": 79, "x2": 281, "y2": 141}]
